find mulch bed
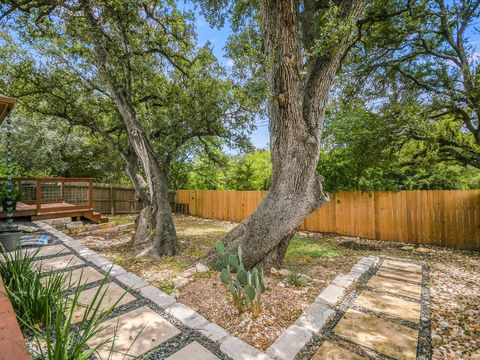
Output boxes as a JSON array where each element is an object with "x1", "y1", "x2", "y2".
[{"x1": 178, "y1": 275, "x2": 323, "y2": 351}]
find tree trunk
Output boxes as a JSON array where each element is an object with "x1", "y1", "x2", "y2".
[
  {"x1": 123, "y1": 152, "x2": 178, "y2": 257},
  {"x1": 215, "y1": 0, "x2": 366, "y2": 269},
  {"x1": 81, "y1": 0, "x2": 179, "y2": 256}
]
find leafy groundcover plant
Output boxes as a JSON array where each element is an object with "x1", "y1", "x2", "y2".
[{"x1": 0, "y1": 245, "x2": 127, "y2": 359}]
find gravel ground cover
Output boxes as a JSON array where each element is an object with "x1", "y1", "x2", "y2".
[{"x1": 69, "y1": 214, "x2": 480, "y2": 358}]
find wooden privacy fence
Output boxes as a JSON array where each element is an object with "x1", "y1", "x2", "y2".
[
  {"x1": 93, "y1": 184, "x2": 141, "y2": 214},
  {"x1": 176, "y1": 189, "x2": 480, "y2": 251},
  {"x1": 92, "y1": 184, "x2": 176, "y2": 215}
]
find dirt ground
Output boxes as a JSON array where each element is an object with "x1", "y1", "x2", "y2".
[{"x1": 72, "y1": 214, "x2": 480, "y2": 357}]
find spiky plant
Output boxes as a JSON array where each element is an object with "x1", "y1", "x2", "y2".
[
  {"x1": 0, "y1": 246, "x2": 64, "y2": 330},
  {"x1": 216, "y1": 241, "x2": 266, "y2": 316}
]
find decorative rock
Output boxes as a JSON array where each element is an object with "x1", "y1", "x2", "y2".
[
  {"x1": 401, "y1": 245, "x2": 415, "y2": 251},
  {"x1": 182, "y1": 268, "x2": 197, "y2": 278},
  {"x1": 413, "y1": 247, "x2": 435, "y2": 254},
  {"x1": 266, "y1": 324, "x2": 313, "y2": 360},
  {"x1": 51, "y1": 217, "x2": 72, "y2": 225},
  {"x1": 173, "y1": 276, "x2": 189, "y2": 289},
  {"x1": 277, "y1": 281, "x2": 286, "y2": 288},
  {"x1": 195, "y1": 263, "x2": 209, "y2": 273},
  {"x1": 66, "y1": 221, "x2": 84, "y2": 229},
  {"x1": 165, "y1": 303, "x2": 197, "y2": 324},
  {"x1": 278, "y1": 268, "x2": 289, "y2": 276},
  {"x1": 270, "y1": 267, "x2": 279, "y2": 275}
]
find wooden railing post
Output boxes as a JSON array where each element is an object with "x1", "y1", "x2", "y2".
[
  {"x1": 61, "y1": 180, "x2": 65, "y2": 203},
  {"x1": 88, "y1": 179, "x2": 93, "y2": 210},
  {"x1": 35, "y1": 179, "x2": 41, "y2": 213}
]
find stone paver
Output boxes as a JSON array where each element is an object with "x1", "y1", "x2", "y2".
[
  {"x1": 332, "y1": 274, "x2": 355, "y2": 288},
  {"x1": 382, "y1": 259, "x2": 422, "y2": 274},
  {"x1": 87, "y1": 306, "x2": 180, "y2": 360},
  {"x1": 33, "y1": 244, "x2": 71, "y2": 257},
  {"x1": 266, "y1": 324, "x2": 313, "y2": 360},
  {"x1": 3, "y1": 244, "x2": 70, "y2": 261},
  {"x1": 198, "y1": 323, "x2": 229, "y2": 343},
  {"x1": 315, "y1": 284, "x2": 346, "y2": 307},
  {"x1": 377, "y1": 266, "x2": 422, "y2": 284},
  {"x1": 115, "y1": 271, "x2": 149, "y2": 290},
  {"x1": 221, "y1": 336, "x2": 270, "y2": 360},
  {"x1": 70, "y1": 282, "x2": 136, "y2": 323},
  {"x1": 166, "y1": 341, "x2": 219, "y2": 360},
  {"x1": 312, "y1": 341, "x2": 365, "y2": 360},
  {"x1": 140, "y1": 285, "x2": 176, "y2": 308},
  {"x1": 355, "y1": 290, "x2": 421, "y2": 322},
  {"x1": 334, "y1": 309, "x2": 418, "y2": 360},
  {"x1": 295, "y1": 301, "x2": 335, "y2": 332},
  {"x1": 64, "y1": 266, "x2": 106, "y2": 287},
  {"x1": 34, "y1": 254, "x2": 84, "y2": 271},
  {"x1": 367, "y1": 275, "x2": 422, "y2": 299}
]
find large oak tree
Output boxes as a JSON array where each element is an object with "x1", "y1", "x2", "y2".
[
  {"x1": 198, "y1": 0, "x2": 368, "y2": 269},
  {"x1": 0, "y1": 0, "x2": 254, "y2": 257}
]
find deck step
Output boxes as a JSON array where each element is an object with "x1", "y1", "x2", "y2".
[{"x1": 32, "y1": 210, "x2": 107, "y2": 224}]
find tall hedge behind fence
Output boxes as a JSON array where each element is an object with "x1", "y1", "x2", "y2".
[{"x1": 176, "y1": 189, "x2": 480, "y2": 251}]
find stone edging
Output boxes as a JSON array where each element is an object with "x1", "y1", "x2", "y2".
[
  {"x1": 37, "y1": 221, "x2": 378, "y2": 360},
  {"x1": 265, "y1": 256, "x2": 379, "y2": 360},
  {"x1": 37, "y1": 222, "x2": 269, "y2": 360}
]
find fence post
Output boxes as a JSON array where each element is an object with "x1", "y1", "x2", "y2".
[
  {"x1": 110, "y1": 184, "x2": 115, "y2": 216},
  {"x1": 88, "y1": 179, "x2": 93, "y2": 210}
]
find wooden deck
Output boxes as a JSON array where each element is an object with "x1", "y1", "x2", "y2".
[
  {"x1": 0, "y1": 178, "x2": 108, "y2": 223},
  {"x1": 0, "y1": 201, "x2": 107, "y2": 223}
]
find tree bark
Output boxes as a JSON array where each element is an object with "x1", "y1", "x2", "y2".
[
  {"x1": 81, "y1": 0, "x2": 179, "y2": 257},
  {"x1": 216, "y1": 0, "x2": 366, "y2": 269}
]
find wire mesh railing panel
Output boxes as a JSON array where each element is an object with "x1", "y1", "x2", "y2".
[
  {"x1": 40, "y1": 182, "x2": 63, "y2": 203},
  {"x1": 18, "y1": 181, "x2": 37, "y2": 202},
  {"x1": 64, "y1": 182, "x2": 89, "y2": 205}
]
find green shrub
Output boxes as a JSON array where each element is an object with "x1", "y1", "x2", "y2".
[
  {"x1": 0, "y1": 246, "x2": 131, "y2": 359},
  {"x1": 286, "y1": 268, "x2": 306, "y2": 287},
  {"x1": 0, "y1": 247, "x2": 64, "y2": 330},
  {"x1": 32, "y1": 273, "x2": 128, "y2": 360},
  {"x1": 215, "y1": 241, "x2": 266, "y2": 316}
]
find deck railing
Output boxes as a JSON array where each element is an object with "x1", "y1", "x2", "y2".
[{"x1": 0, "y1": 177, "x2": 94, "y2": 214}]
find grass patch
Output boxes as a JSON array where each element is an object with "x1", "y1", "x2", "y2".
[
  {"x1": 157, "y1": 280, "x2": 176, "y2": 295},
  {"x1": 285, "y1": 236, "x2": 342, "y2": 265},
  {"x1": 109, "y1": 214, "x2": 137, "y2": 225}
]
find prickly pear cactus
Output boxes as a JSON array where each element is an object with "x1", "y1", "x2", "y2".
[{"x1": 215, "y1": 241, "x2": 266, "y2": 316}]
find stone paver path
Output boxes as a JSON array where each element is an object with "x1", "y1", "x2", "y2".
[
  {"x1": 28, "y1": 223, "x2": 230, "y2": 360},
  {"x1": 310, "y1": 258, "x2": 429, "y2": 360},
  {"x1": 22, "y1": 222, "x2": 431, "y2": 360}
]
